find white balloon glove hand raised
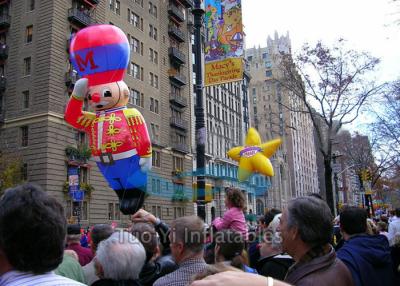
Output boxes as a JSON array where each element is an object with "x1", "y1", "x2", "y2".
[{"x1": 72, "y1": 78, "x2": 88, "y2": 99}]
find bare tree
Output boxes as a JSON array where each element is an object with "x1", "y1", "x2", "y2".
[
  {"x1": 370, "y1": 80, "x2": 400, "y2": 164},
  {"x1": 336, "y1": 130, "x2": 396, "y2": 191},
  {"x1": 278, "y1": 39, "x2": 383, "y2": 213}
]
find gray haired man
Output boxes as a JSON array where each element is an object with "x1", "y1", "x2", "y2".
[
  {"x1": 83, "y1": 224, "x2": 114, "y2": 285},
  {"x1": 92, "y1": 231, "x2": 146, "y2": 286},
  {"x1": 279, "y1": 196, "x2": 354, "y2": 285}
]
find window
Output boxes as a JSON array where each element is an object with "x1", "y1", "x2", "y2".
[
  {"x1": 129, "y1": 36, "x2": 141, "y2": 54},
  {"x1": 149, "y1": 73, "x2": 159, "y2": 89},
  {"x1": 150, "y1": 97, "x2": 159, "y2": 113},
  {"x1": 21, "y1": 126, "x2": 28, "y2": 147},
  {"x1": 108, "y1": 202, "x2": 121, "y2": 220},
  {"x1": 109, "y1": 0, "x2": 115, "y2": 10},
  {"x1": 23, "y1": 57, "x2": 31, "y2": 76},
  {"x1": 149, "y1": 2, "x2": 157, "y2": 18},
  {"x1": 151, "y1": 179, "x2": 161, "y2": 194},
  {"x1": 174, "y1": 207, "x2": 185, "y2": 218},
  {"x1": 22, "y1": 90, "x2": 29, "y2": 108},
  {"x1": 266, "y1": 70, "x2": 272, "y2": 77},
  {"x1": 129, "y1": 11, "x2": 143, "y2": 30},
  {"x1": 27, "y1": 0, "x2": 35, "y2": 11},
  {"x1": 149, "y1": 25, "x2": 157, "y2": 40},
  {"x1": 130, "y1": 88, "x2": 144, "y2": 107},
  {"x1": 132, "y1": 63, "x2": 141, "y2": 80},
  {"x1": 152, "y1": 150, "x2": 161, "y2": 167},
  {"x1": 21, "y1": 163, "x2": 28, "y2": 181},
  {"x1": 149, "y1": 48, "x2": 158, "y2": 64},
  {"x1": 26, "y1": 25, "x2": 33, "y2": 43},
  {"x1": 66, "y1": 201, "x2": 88, "y2": 221},
  {"x1": 115, "y1": 0, "x2": 120, "y2": 14},
  {"x1": 150, "y1": 123, "x2": 159, "y2": 141},
  {"x1": 173, "y1": 156, "x2": 183, "y2": 171},
  {"x1": 151, "y1": 205, "x2": 162, "y2": 217}
]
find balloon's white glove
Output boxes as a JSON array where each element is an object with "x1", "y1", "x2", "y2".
[
  {"x1": 72, "y1": 78, "x2": 88, "y2": 99},
  {"x1": 139, "y1": 157, "x2": 152, "y2": 172}
]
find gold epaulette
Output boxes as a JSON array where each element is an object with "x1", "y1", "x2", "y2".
[
  {"x1": 124, "y1": 108, "x2": 145, "y2": 126},
  {"x1": 76, "y1": 111, "x2": 96, "y2": 128}
]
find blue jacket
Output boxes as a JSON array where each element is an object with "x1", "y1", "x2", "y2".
[{"x1": 337, "y1": 234, "x2": 394, "y2": 286}]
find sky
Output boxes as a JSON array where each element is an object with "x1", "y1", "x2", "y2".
[
  {"x1": 241, "y1": 0, "x2": 399, "y2": 131},
  {"x1": 242, "y1": 0, "x2": 399, "y2": 82}
]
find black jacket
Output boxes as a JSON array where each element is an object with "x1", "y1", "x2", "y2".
[
  {"x1": 139, "y1": 220, "x2": 178, "y2": 286},
  {"x1": 139, "y1": 255, "x2": 178, "y2": 286},
  {"x1": 257, "y1": 253, "x2": 294, "y2": 280}
]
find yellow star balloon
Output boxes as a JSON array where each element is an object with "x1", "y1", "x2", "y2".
[{"x1": 227, "y1": 128, "x2": 282, "y2": 182}]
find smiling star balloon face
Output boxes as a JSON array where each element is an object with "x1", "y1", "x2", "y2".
[{"x1": 227, "y1": 128, "x2": 282, "y2": 182}]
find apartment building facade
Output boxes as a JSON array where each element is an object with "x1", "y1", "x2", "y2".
[
  {"x1": 245, "y1": 32, "x2": 319, "y2": 210},
  {"x1": 0, "y1": 0, "x2": 196, "y2": 224}
]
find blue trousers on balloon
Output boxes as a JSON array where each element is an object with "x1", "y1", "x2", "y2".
[{"x1": 96, "y1": 154, "x2": 147, "y2": 191}]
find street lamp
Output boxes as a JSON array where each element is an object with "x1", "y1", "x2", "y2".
[{"x1": 192, "y1": 0, "x2": 206, "y2": 221}]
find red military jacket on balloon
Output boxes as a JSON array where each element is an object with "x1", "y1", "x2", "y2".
[{"x1": 65, "y1": 95, "x2": 151, "y2": 159}]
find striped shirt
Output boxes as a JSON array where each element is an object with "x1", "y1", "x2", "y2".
[
  {"x1": 0, "y1": 270, "x2": 85, "y2": 286},
  {"x1": 153, "y1": 258, "x2": 208, "y2": 286}
]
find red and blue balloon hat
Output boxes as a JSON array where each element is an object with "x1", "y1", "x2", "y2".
[{"x1": 69, "y1": 24, "x2": 130, "y2": 87}]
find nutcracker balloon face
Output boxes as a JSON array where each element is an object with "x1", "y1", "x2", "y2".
[
  {"x1": 65, "y1": 25, "x2": 152, "y2": 215},
  {"x1": 87, "y1": 81, "x2": 129, "y2": 111}
]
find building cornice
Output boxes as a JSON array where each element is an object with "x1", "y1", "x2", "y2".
[{"x1": 0, "y1": 112, "x2": 66, "y2": 129}]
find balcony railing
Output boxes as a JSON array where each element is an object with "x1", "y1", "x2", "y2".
[
  {"x1": 171, "y1": 142, "x2": 190, "y2": 153},
  {"x1": 68, "y1": 8, "x2": 93, "y2": 27},
  {"x1": 169, "y1": 93, "x2": 187, "y2": 108},
  {"x1": 0, "y1": 76, "x2": 6, "y2": 92},
  {"x1": 0, "y1": 44, "x2": 8, "y2": 60},
  {"x1": 168, "y1": 47, "x2": 186, "y2": 66},
  {"x1": 177, "y1": 0, "x2": 194, "y2": 8},
  {"x1": 168, "y1": 25, "x2": 185, "y2": 43},
  {"x1": 168, "y1": 4, "x2": 185, "y2": 23},
  {"x1": 0, "y1": 14, "x2": 10, "y2": 29},
  {"x1": 170, "y1": 117, "x2": 188, "y2": 130},
  {"x1": 65, "y1": 71, "x2": 80, "y2": 87},
  {"x1": 169, "y1": 73, "x2": 187, "y2": 87}
]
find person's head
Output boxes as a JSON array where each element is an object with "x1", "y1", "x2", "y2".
[
  {"x1": 308, "y1": 192, "x2": 322, "y2": 200},
  {"x1": 264, "y1": 208, "x2": 281, "y2": 228},
  {"x1": 224, "y1": 188, "x2": 245, "y2": 210},
  {"x1": 259, "y1": 213, "x2": 282, "y2": 257},
  {"x1": 131, "y1": 222, "x2": 159, "y2": 262},
  {"x1": 0, "y1": 183, "x2": 66, "y2": 274},
  {"x1": 91, "y1": 224, "x2": 114, "y2": 254},
  {"x1": 339, "y1": 207, "x2": 367, "y2": 238},
  {"x1": 279, "y1": 196, "x2": 333, "y2": 260},
  {"x1": 377, "y1": 221, "x2": 387, "y2": 233},
  {"x1": 66, "y1": 224, "x2": 81, "y2": 244},
  {"x1": 169, "y1": 216, "x2": 205, "y2": 264},
  {"x1": 95, "y1": 231, "x2": 146, "y2": 280},
  {"x1": 214, "y1": 230, "x2": 246, "y2": 270}
]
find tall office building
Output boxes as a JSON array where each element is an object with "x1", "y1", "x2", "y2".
[
  {"x1": 245, "y1": 32, "x2": 318, "y2": 209},
  {"x1": 0, "y1": 0, "x2": 196, "y2": 224},
  {"x1": 198, "y1": 76, "x2": 257, "y2": 224}
]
